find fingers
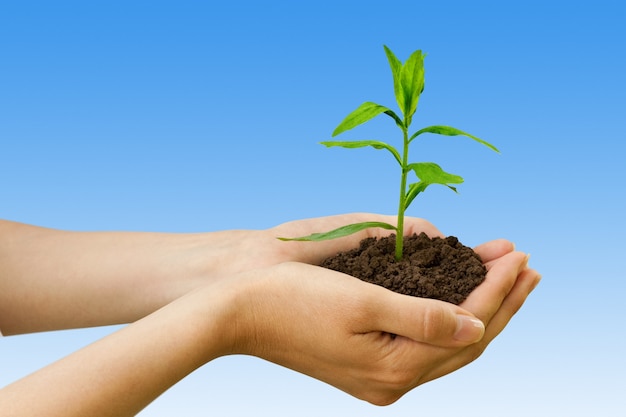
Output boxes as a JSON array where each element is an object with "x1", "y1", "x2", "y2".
[
  {"x1": 421, "y1": 265, "x2": 541, "y2": 383},
  {"x1": 480, "y1": 267, "x2": 541, "y2": 341},
  {"x1": 270, "y1": 213, "x2": 392, "y2": 263},
  {"x1": 362, "y1": 285, "x2": 485, "y2": 347},
  {"x1": 460, "y1": 251, "x2": 529, "y2": 324},
  {"x1": 417, "y1": 256, "x2": 539, "y2": 384},
  {"x1": 230, "y1": 258, "x2": 539, "y2": 405},
  {"x1": 474, "y1": 239, "x2": 515, "y2": 266},
  {"x1": 402, "y1": 217, "x2": 444, "y2": 239},
  {"x1": 271, "y1": 214, "x2": 443, "y2": 264}
]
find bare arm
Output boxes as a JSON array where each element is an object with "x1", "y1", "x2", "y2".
[
  {"x1": 0, "y1": 219, "x2": 236, "y2": 333},
  {"x1": 0, "y1": 279, "x2": 236, "y2": 417},
  {"x1": 0, "y1": 214, "x2": 441, "y2": 334},
  {"x1": 0, "y1": 239, "x2": 538, "y2": 416},
  {"x1": 0, "y1": 215, "x2": 539, "y2": 416}
]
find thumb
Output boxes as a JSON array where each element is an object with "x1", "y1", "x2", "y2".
[{"x1": 367, "y1": 290, "x2": 485, "y2": 347}]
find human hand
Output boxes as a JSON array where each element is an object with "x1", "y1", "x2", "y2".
[
  {"x1": 0, "y1": 219, "x2": 538, "y2": 416},
  {"x1": 219, "y1": 243, "x2": 539, "y2": 405},
  {"x1": 198, "y1": 213, "x2": 443, "y2": 277},
  {"x1": 0, "y1": 214, "x2": 445, "y2": 334},
  {"x1": 268, "y1": 212, "x2": 444, "y2": 263}
]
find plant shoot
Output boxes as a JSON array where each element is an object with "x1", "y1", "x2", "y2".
[{"x1": 280, "y1": 46, "x2": 499, "y2": 260}]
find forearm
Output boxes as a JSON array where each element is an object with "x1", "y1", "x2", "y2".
[
  {"x1": 0, "y1": 235, "x2": 538, "y2": 413},
  {"x1": 0, "y1": 220, "x2": 250, "y2": 334},
  {"x1": 0, "y1": 214, "x2": 443, "y2": 335},
  {"x1": 0, "y1": 282, "x2": 235, "y2": 417}
]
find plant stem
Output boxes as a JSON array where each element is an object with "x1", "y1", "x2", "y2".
[{"x1": 395, "y1": 124, "x2": 410, "y2": 261}]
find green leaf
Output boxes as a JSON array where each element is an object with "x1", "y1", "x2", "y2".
[
  {"x1": 405, "y1": 182, "x2": 428, "y2": 210},
  {"x1": 320, "y1": 140, "x2": 402, "y2": 166},
  {"x1": 383, "y1": 109, "x2": 404, "y2": 128},
  {"x1": 277, "y1": 221, "x2": 397, "y2": 242},
  {"x1": 400, "y1": 49, "x2": 425, "y2": 121},
  {"x1": 383, "y1": 46, "x2": 426, "y2": 124},
  {"x1": 404, "y1": 162, "x2": 464, "y2": 210},
  {"x1": 384, "y1": 45, "x2": 404, "y2": 116},
  {"x1": 409, "y1": 125, "x2": 500, "y2": 152},
  {"x1": 332, "y1": 102, "x2": 391, "y2": 137},
  {"x1": 409, "y1": 162, "x2": 464, "y2": 185}
]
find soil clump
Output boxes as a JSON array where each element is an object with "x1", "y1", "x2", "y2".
[{"x1": 320, "y1": 233, "x2": 486, "y2": 305}]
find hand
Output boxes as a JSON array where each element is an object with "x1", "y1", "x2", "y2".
[
  {"x1": 0, "y1": 218, "x2": 539, "y2": 416},
  {"x1": 0, "y1": 214, "x2": 452, "y2": 334},
  {"x1": 200, "y1": 213, "x2": 443, "y2": 275},
  {"x1": 220, "y1": 241, "x2": 540, "y2": 405}
]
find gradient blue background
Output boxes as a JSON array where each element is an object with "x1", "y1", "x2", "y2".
[{"x1": 1, "y1": 1, "x2": 624, "y2": 415}]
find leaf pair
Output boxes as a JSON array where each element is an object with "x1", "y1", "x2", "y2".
[
  {"x1": 319, "y1": 141, "x2": 467, "y2": 211},
  {"x1": 384, "y1": 45, "x2": 425, "y2": 124},
  {"x1": 330, "y1": 45, "x2": 426, "y2": 137},
  {"x1": 405, "y1": 162, "x2": 464, "y2": 210}
]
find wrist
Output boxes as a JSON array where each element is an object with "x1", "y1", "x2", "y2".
[{"x1": 170, "y1": 277, "x2": 248, "y2": 362}]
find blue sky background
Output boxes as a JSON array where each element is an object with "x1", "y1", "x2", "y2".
[{"x1": 1, "y1": 0, "x2": 625, "y2": 415}]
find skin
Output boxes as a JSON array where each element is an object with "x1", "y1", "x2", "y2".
[{"x1": 0, "y1": 214, "x2": 540, "y2": 416}]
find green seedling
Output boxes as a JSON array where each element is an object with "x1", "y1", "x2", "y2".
[{"x1": 280, "y1": 46, "x2": 499, "y2": 260}]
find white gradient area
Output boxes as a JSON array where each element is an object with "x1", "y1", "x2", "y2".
[{"x1": 1, "y1": 1, "x2": 624, "y2": 415}]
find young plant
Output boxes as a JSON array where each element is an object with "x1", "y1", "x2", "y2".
[{"x1": 280, "y1": 46, "x2": 499, "y2": 261}]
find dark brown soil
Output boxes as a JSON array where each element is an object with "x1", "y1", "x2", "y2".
[{"x1": 320, "y1": 233, "x2": 486, "y2": 305}]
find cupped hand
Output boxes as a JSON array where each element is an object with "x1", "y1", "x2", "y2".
[
  {"x1": 197, "y1": 213, "x2": 443, "y2": 277},
  {"x1": 220, "y1": 245, "x2": 540, "y2": 405},
  {"x1": 268, "y1": 213, "x2": 444, "y2": 264}
]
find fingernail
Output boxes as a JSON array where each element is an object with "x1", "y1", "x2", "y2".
[{"x1": 454, "y1": 315, "x2": 485, "y2": 343}]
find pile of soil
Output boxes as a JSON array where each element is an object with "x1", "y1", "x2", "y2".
[{"x1": 320, "y1": 232, "x2": 486, "y2": 305}]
